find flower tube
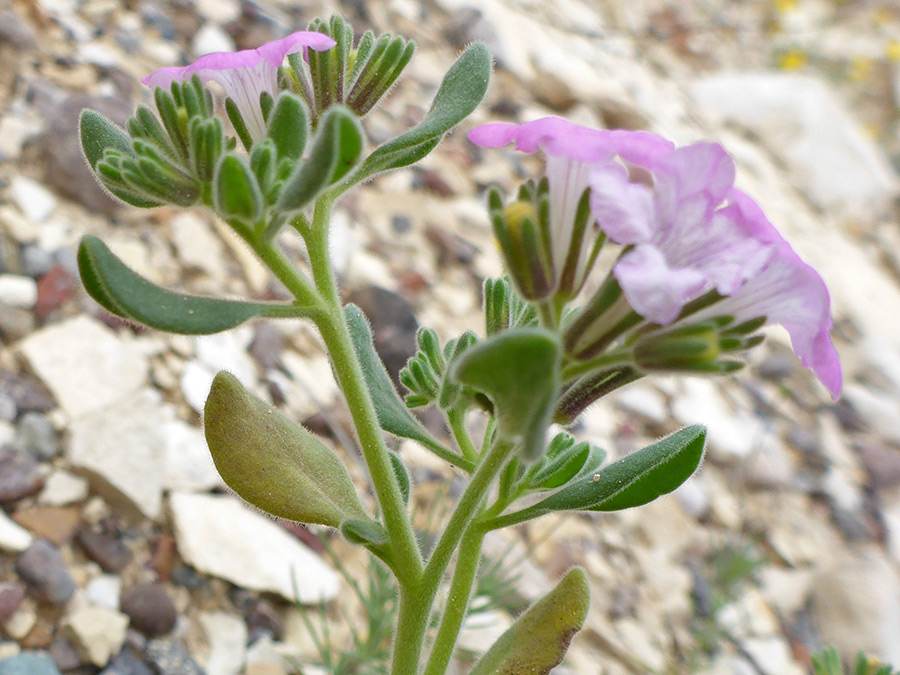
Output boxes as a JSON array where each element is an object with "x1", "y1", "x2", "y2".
[{"x1": 143, "y1": 31, "x2": 336, "y2": 142}]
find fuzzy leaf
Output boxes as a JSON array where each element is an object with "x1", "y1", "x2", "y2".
[
  {"x1": 267, "y1": 92, "x2": 309, "y2": 161},
  {"x1": 344, "y1": 304, "x2": 443, "y2": 451},
  {"x1": 351, "y1": 42, "x2": 490, "y2": 181},
  {"x1": 533, "y1": 425, "x2": 706, "y2": 513},
  {"x1": 452, "y1": 328, "x2": 560, "y2": 462},
  {"x1": 470, "y1": 568, "x2": 590, "y2": 675},
  {"x1": 78, "y1": 236, "x2": 292, "y2": 334},
  {"x1": 204, "y1": 372, "x2": 368, "y2": 527},
  {"x1": 214, "y1": 153, "x2": 263, "y2": 225}
]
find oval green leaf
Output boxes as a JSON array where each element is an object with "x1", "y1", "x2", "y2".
[
  {"x1": 78, "y1": 235, "x2": 302, "y2": 334},
  {"x1": 470, "y1": 567, "x2": 590, "y2": 675},
  {"x1": 204, "y1": 371, "x2": 368, "y2": 528}
]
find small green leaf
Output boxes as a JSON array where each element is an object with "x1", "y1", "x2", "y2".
[
  {"x1": 528, "y1": 439, "x2": 595, "y2": 490},
  {"x1": 205, "y1": 372, "x2": 368, "y2": 528},
  {"x1": 78, "y1": 236, "x2": 297, "y2": 334},
  {"x1": 344, "y1": 304, "x2": 444, "y2": 452},
  {"x1": 470, "y1": 567, "x2": 590, "y2": 675},
  {"x1": 267, "y1": 92, "x2": 309, "y2": 161},
  {"x1": 214, "y1": 153, "x2": 263, "y2": 225},
  {"x1": 453, "y1": 328, "x2": 560, "y2": 462},
  {"x1": 533, "y1": 425, "x2": 706, "y2": 513},
  {"x1": 340, "y1": 518, "x2": 389, "y2": 547},
  {"x1": 350, "y1": 42, "x2": 491, "y2": 182},
  {"x1": 276, "y1": 105, "x2": 364, "y2": 213}
]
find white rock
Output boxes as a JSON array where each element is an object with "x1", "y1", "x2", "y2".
[
  {"x1": 39, "y1": 470, "x2": 90, "y2": 506},
  {"x1": 690, "y1": 73, "x2": 899, "y2": 218},
  {"x1": 0, "y1": 511, "x2": 33, "y2": 552},
  {"x1": 0, "y1": 642, "x2": 20, "y2": 660},
  {"x1": 61, "y1": 605, "x2": 129, "y2": 667},
  {"x1": 77, "y1": 42, "x2": 119, "y2": 68},
  {"x1": 672, "y1": 378, "x2": 767, "y2": 460},
  {"x1": 0, "y1": 115, "x2": 41, "y2": 161},
  {"x1": 3, "y1": 602, "x2": 36, "y2": 640},
  {"x1": 0, "y1": 275, "x2": 37, "y2": 309},
  {"x1": 812, "y1": 545, "x2": 900, "y2": 665},
  {"x1": 162, "y1": 419, "x2": 222, "y2": 492},
  {"x1": 742, "y1": 636, "x2": 804, "y2": 675},
  {"x1": 183, "y1": 329, "x2": 258, "y2": 412},
  {"x1": 85, "y1": 575, "x2": 121, "y2": 610},
  {"x1": 9, "y1": 177, "x2": 57, "y2": 223},
  {"x1": 0, "y1": 422, "x2": 13, "y2": 446},
  {"x1": 169, "y1": 492, "x2": 339, "y2": 602},
  {"x1": 199, "y1": 611, "x2": 248, "y2": 675},
  {"x1": 0, "y1": 206, "x2": 38, "y2": 243},
  {"x1": 609, "y1": 384, "x2": 668, "y2": 423},
  {"x1": 674, "y1": 477, "x2": 709, "y2": 519},
  {"x1": 68, "y1": 389, "x2": 166, "y2": 520},
  {"x1": 181, "y1": 360, "x2": 215, "y2": 414},
  {"x1": 843, "y1": 383, "x2": 900, "y2": 444},
  {"x1": 195, "y1": 0, "x2": 241, "y2": 23},
  {"x1": 18, "y1": 315, "x2": 148, "y2": 419},
  {"x1": 457, "y1": 608, "x2": 511, "y2": 654},
  {"x1": 193, "y1": 22, "x2": 235, "y2": 56},
  {"x1": 170, "y1": 212, "x2": 227, "y2": 283}
]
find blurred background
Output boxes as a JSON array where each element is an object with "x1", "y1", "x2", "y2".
[{"x1": 1, "y1": 0, "x2": 899, "y2": 673}]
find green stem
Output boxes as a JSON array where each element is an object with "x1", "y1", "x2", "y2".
[
  {"x1": 252, "y1": 238, "x2": 320, "y2": 308},
  {"x1": 392, "y1": 436, "x2": 516, "y2": 673},
  {"x1": 422, "y1": 525, "x2": 487, "y2": 675},
  {"x1": 561, "y1": 347, "x2": 633, "y2": 382},
  {"x1": 303, "y1": 196, "x2": 424, "y2": 588},
  {"x1": 447, "y1": 408, "x2": 478, "y2": 461}
]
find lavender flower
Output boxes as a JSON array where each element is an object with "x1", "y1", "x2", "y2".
[
  {"x1": 470, "y1": 117, "x2": 841, "y2": 398},
  {"x1": 469, "y1": 117, "x2": 674, "y2": 297},
  {"x1": 142, "y1": 31, "x2": 336, "y2": 142}
]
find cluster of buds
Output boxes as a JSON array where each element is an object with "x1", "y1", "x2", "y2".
[
  {"x1": 80, "y1": 17, "x2": 417, "y2": 243},
  {"x1": 470, "y1": 118, "x2": 842, "y2": 422}
]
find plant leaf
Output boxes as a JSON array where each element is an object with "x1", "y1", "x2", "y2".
[
  {"x1": 344, "y1": 304, "x2": 444, "y2": 452},
  {"x1": 78, "y1": 235, "x2": 297, "y2": 334},
  {"x1": 533, "y1": 425, "x2": 706, "y2": 513},
  {"x1": 214, "y1": 153, "x2": 263, "y2": 225},
  {"x1": 470, "y1": 567, "x2": 590, "y2": 675},
  {"x1": 204, "y1": 371, "x2": 368, "y2": 528},
  {"x1": 350, "y1": 42, "x2": 490, "y2": 182},
  {"x1": 452, "y1": 328, "x2": 560, "y2": 462}
]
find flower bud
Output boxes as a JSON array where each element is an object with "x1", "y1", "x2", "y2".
[{"x1": 489, "y1": 187, "x2": 554, "y2": 301}]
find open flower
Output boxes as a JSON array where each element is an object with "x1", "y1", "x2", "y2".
[
  {"x1": 469, "y1": 117, "x2": 674, "y2": 297},
  {"x1": 142, "y1": 31, "x2": 336, "y2": 142}
]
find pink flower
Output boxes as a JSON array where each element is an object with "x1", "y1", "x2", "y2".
[
  {"x1": 470, "y1": 117, "x2": 841, "y2": 399},
  {"x1": 142, "y1": 31, "x2": 336, "y2": 142},
  {"x1": 469, "y1": 118, "x2": 674, "y2": 296}
]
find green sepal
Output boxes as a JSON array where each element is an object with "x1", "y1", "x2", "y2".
[
  {"x1": 340, "y1": 518, "x2": 389, "y2": 548},
  {"x1": 483, "y1": 277, "x2": 538, "y2": 337},
  {"x1": 204, "y1": 372, "x2": 368, "y2": 528},
  {"x1": 346, "y1": 34, "x2": 415, "y2": 116},
  {"x1": 452, "y1": 328, "x2": 560, "y2": 462},
  {"x1": 225, "y1": 97, "x2": 253, "y2": 152},
  {"x1": 214, "y1": 153, "x2": 263, "y2": 226},
  {"x1": 528, "y1": 425, "x2": 706, "y2": 514},
  {"x1": 348, "y1": 42, "x2": 491, "y2": 184},
  {"x1": 275, "y1": 105, "x2": 364, "y2": 214},
  {"x1": 470, "y1": 567, "x2": 590, "y2": 675},
  {"x1": 189, "y1": 116, "x2": 224, "y2": 182},
  {"x1": 344, "y1": 304, "x2": 444, "y2": 452},
  {"x1": 78, "y1": 236, "x2": 300, "y2": 334},
  {"x1": 267, "y1": 92, "x2": 309, "y2": 161}
]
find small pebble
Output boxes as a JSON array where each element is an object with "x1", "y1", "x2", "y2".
[
  {"x1": 14, "y1": 539, "x2": 76, "y2": 605},
  {"x1": 0, "y1": 584, "x2": 25, "y2": 623},
  {"x1": 0, "y1": 652, "x2": 61, "y2": 675},
  {"x1": 19, "y1": 246, "x2": 52, "y2": 280},
  {"x1": 76, "y1": 527, "x2": 132, "y2": 574},
  {"x1": 120, "y1": 583, "x2": 178, "y2": 638},
  {"x1": 14, "y1": 413, "x2": 58, "y2": 461},
  {"x1": 0, "y1": 275, "x2": 37, "y2": 310},
  {"x1": 0, "y1": 451, "x2": 44, "y2": 503},
  {"x1": 145, "y1": 638, "x2": 204, "y2": 675}
]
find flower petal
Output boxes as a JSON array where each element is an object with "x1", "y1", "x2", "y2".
[
  {"x1": 613, "y1": 245, "x2": 708, "y2": 325},
  {"x1": 589, "y1": 162, "x2": 655, "y2": 244}
]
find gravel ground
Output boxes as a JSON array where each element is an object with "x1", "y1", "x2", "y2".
[{"x1": 1, "y1": 0, "x2": 900, "y2": 673}]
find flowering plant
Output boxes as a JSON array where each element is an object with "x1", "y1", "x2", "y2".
[{"x1": 77, "y1": 15, "x2": 840, "y2": 674}]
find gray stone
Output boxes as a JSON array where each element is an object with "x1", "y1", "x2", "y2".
[
  {"x1": 67, "y1": 389, "x2": 165, "y2": 520},
  {"x1": 0, "y1": 12, "x2": 37, "y2": 51},
  {"x1": 20, "y1": 246, "x2": 52, "y2": 280},
  {"x1": 161, "y1": 419, "x2": 222, "y2": 493},
  {"x1": 14, "y1": 413, "x2": 58, "y2": 461},
  {"x1": 145, "y1": 639, "x2": 204, "y2": 675},
  {"x1": 0, "y1": 451, "x2": 43, "y2": 503},
  {"x1": 99, "y1": 650, "x2": 154, "y2": 675},
  {"x1": 169, "y1": 492, "x2": 339, "y2": 602},
  {"x1": 345, "y1": 286, "x2": 418, "y2": 386},
  {"x1": 0, "y1": 652, "x2": 61, "y2": 675},
  {"x1": 14, "y1": 540, "x2": 75, "y2": 605},
  {"x1": 18, "y1": 315, "x2": 149, "y2": 419},
  {"x1": 0, "y1": 584, "x2": 24, "y2": 624},
  {"x1": 0, "y1": 304, "x2": 34, "y2": 343}
]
